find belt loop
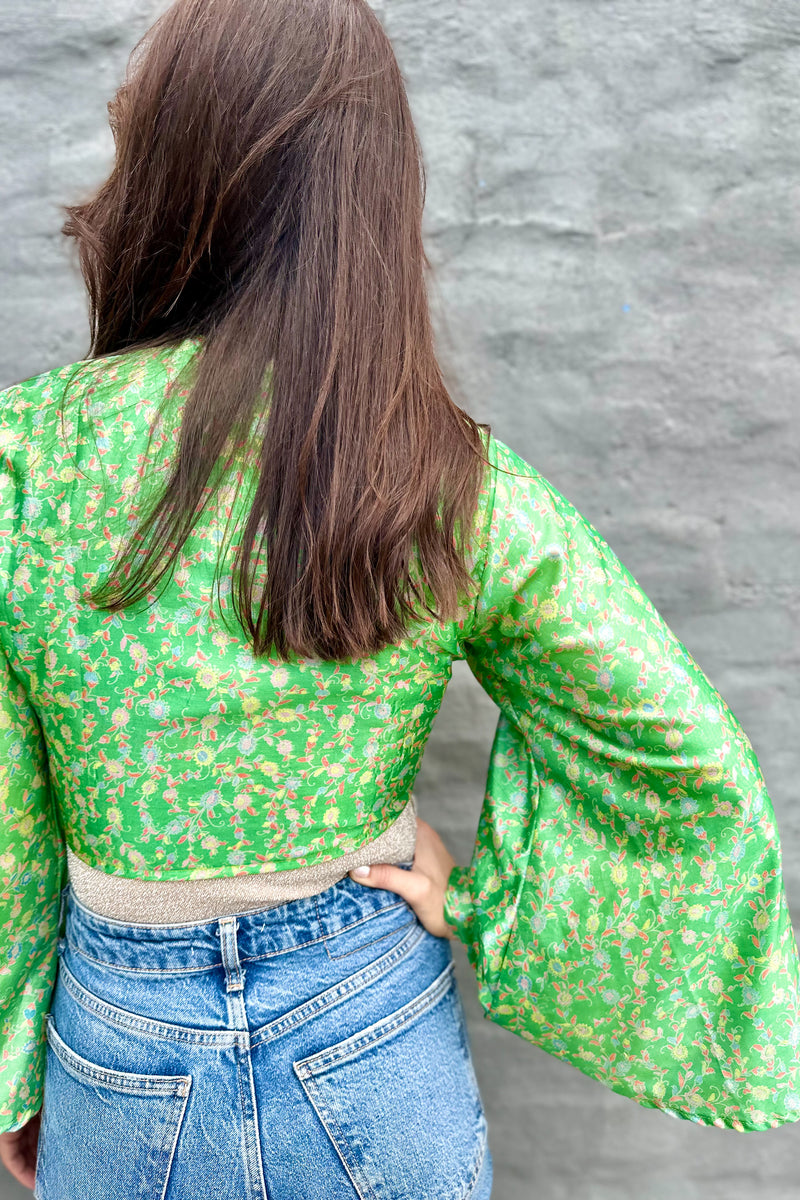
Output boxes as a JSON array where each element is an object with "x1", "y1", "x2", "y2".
[{"x1": 218, "y1": 915, "x2": 245, "y2": 993}]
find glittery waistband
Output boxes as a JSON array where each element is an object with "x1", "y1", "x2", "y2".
[{"x1": 66, "y1": 794, "x2": 418, "y2": 923}]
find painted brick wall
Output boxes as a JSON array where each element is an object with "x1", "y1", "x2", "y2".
[{"x1": 1, "y1": 2, "x2": 798, "y2": 1196}]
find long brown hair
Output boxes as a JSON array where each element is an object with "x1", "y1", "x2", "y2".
[{"x1": 63, "y1": 0, "x2": 489, "y2": 661}]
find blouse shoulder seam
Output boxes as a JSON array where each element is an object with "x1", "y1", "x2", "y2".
[{"x1": 460, "y1": 430, "x2": 500, "y2": 647}]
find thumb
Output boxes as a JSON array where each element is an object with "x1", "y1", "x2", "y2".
[{"x1": 348, "y1": 862, "x2": 419, "y2": 902}]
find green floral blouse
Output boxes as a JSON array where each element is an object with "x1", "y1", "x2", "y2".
[{"x1": 1, "y1": 339, "x2": 799, "y2": 1134}]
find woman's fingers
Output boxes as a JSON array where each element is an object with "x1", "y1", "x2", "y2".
[
  {"x1": 349, "y1": 862, "x2": 427, "y2": 904},
  {"x1": 348, "y1": 816, "x2": 458, "y2": 941}
]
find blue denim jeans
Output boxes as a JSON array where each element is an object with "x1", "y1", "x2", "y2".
[{"x1": 35, "y1": 865, "x2": 493, "y2": 1200}]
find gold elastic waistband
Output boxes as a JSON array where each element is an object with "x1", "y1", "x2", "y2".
[{"x1": 67, "y1": 794, "x2": 418, "y2": 924}]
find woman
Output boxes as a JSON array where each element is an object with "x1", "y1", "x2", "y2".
[{"x1": 1, "y1": 0, "x2": 799, "y2": 1196}]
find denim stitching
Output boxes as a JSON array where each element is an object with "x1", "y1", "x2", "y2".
[
  {"x1": 461, "y1": 1128, "x2": 490, "y2": 1200},
  {"x1": 57, "y1": 956, "x2": 245, "y2": 1046},
  {"x1": 251, "y1": 922, "x2": 426, "y2": 1048},
  {"x1": 159, "y1": 1085, "x2": 192, "y2": 1200},
  {"x1": 44, "y1": 1013, "x2": 192, "y2": 1094},
  {"x1": 293, "y1": 959, "x2": 456, "y2": 1077},
  {"x1": 64, "y1": 939, "x2": 222, "y2": 976},
  {"x1": 293, "y1": 1079, "x2": 378, "y2": 1200},
  {"x1": 323, "y1": 914, "x2": 417, "y2": 962}
]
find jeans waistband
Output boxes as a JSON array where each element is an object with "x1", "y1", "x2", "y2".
[{"x1": 61, "y1": 861, "x2": 416, "y2": 973}]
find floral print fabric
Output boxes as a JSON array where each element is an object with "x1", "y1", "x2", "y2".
[{"x1": 0, "y1": 338, "x2": 798, "y2": 1133}]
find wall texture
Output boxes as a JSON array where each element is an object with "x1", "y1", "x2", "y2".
[{"x1": 1, "y1": 2, "x2": 799, "y2": 1197}]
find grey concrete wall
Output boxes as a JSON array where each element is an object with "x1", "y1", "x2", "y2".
[{"x1": 1, "y1": 1, "x2": 799, "y2": 1197}]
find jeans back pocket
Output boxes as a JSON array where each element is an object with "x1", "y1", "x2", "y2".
[
  {"x1": 293, "y1": 961, "x2": 489, "y2": 1200},
  {"x1": 35, "y1": 1013, "x2": 191, "y2": 1200}
]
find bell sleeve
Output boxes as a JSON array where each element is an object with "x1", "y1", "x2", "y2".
[
  {"x1": 443, "y1": 434, "x2": 800, "y2": 1131},
  {"x1": 0, "y1": 417, "x2": 67, "y2": 1133}
]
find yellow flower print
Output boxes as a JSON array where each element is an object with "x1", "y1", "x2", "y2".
[
  {"x1": 664, "y1": 728, "x2": 683, "y2": 750},
  {"x1": 687, "y1": 904, "x2": 705, "y2": 920},
  {"x1": 701, "y1": 762, "x2": 724, "y2": 784},
  {"x1": 322, "y1": 807, "x2": 339, "y2": 825},
  {"x1": 0, "y1": 710, "x2": 10, "y2": 730},
  {"x1": 574, "y1": 1023, "x2": 593, "y2": 1039},
  {"x1": 753, "y1": 911, "x2": 770, "y2": 932},
  {"x1": 538, "y1": 598, "x2": 558, "y2": 620},
  {"x1": 573, "y1": 687, "x2": 588, "y2": 708},
  {"x1": 195, "y1": 666, "x2": 220, "y2": 690},
  {"x1": 328, "y1": 762, "x2": 346, "y2": 779},
  {"x1": 610, "y1": 862, "x2": 628, "y2": 885},
  {"x1": 241, "y1": 695, "x2": 260, "y2": 716},
  {"x1": 193, "y1": 745, "x2": 214, "y2": 767}
]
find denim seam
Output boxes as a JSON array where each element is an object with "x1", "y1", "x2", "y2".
[
  {"x1": 293, "y1": 958, "x2": 456, "y2": 1077},
  {"x1": 292, "y1": 1080, "x2": 377, "y2": 1200},
  {"x1": 235, "y1": 902, "x2": 407, "y2": 969},
  {"x1": 237, "y1": 1042, "x2": 268, "y2": 1200},
  {"x1": 159, "y1": 1085, "x2": 192, "y2": 1200},
  {"x1": 44, "y1": 1012, "x2": 192, "y2": 1094},
  {"x1": 64, "y1": 900, "x2": 408, "y2": 973},
  {"x1": 323, "y1": 915, "x2": 417, "y2": 962},
  {"x1": 314, "y1": 894, "x2": 409, "y2": 943},
  {"x1": 64, "y1": 939, "x2": 222, "y2": 976},
  {"x1": 463, "y1": 1124, "x2": 490, "y2": 1200},
  {"x1": 251, "y1": 922, "x2": 426, "y2": 1048},
  {"x1": 57, "y1": 956, "x2": 246, "y2": 1047}
]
